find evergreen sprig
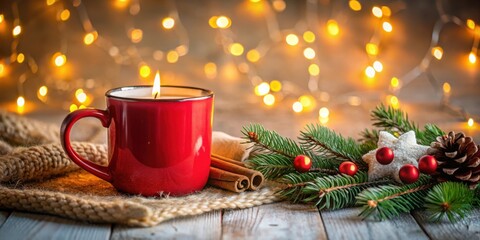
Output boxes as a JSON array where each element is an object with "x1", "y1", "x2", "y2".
[
  {"x1": 361, "y1": 104, "x2": 445, "y2": 145},
  {"x1": 242, "y1": 124, "x2": 304, "y2": 158},
  {"x1": 246, "y1": 153, "x2": 293, "y2": 179},
  {"x1": 301, "y1": 172, "x2": 387, "y2": 210},
  {"x1": 278, "y1": 172, "x2": 325, "y2": 203},
  {"x1": 424, "y1": 182, "x2": 474, "y2": 223},
  {"x1": 299, "y1": 124, "x2": 369, "y2": 166},
  {"x1": 356, "y1": 176, "x2": 433, "y2": 220}
]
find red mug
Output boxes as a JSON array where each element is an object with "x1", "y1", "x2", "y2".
[{"x1": 60, "y1": 85, "x2": 214, "y2": 196}]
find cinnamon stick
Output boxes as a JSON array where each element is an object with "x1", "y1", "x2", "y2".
[
  {"x1": 208, "y1": 167, "x2": 250, "y2": 193},
  {"x1": 210, "y1": 156, "x2": 264, "y2": 191},
  {"x1": 211, "y1": 153, "x2": 246, "y2": 167}
]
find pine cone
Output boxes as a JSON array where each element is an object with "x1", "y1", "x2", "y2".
[{"x1": 428, "y1": 131, "x2": 480, "y2": 189}]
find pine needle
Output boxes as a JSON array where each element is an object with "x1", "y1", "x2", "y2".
[
  {"x1": 242, "y1": 124, "x2": 304, "y2": 158},
  {"x1": 424, "y1": 182, "x2": 474, "y2": 223}
]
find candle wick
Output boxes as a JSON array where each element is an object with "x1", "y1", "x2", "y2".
[{"x1": 154, "y1": 92, "x2": 158, "y2": 99}]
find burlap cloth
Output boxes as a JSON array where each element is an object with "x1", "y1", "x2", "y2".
[{"x1": 0, "y1": 111, "x2": 280, "y2": 227}]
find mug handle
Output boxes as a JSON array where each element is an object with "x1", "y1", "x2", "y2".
[{"x1": 60, "y1": 109, "x2": 112, "y2": 182}]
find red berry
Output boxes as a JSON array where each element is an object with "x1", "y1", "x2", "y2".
[
  {"x1": 376, "y1": 147, "x2": 394, "y2": 165},
  {"x1": 339, "y1": 161, "x2": 358, "y2": 176},
  {"x1": 399, "y1": 164, "x2": 419, "y2": 184},
  {"x1": 294, "y1": 155, "x2": 312, "y2": 173}
]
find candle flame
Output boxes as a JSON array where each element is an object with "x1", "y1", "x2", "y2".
[{"x1": 152, "y1": 71, "x2": 161, "y2": 99}]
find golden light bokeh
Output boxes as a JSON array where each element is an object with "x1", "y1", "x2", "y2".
[
  {"x1": 130, "y1": 28, "x2": 143, "y2": 43},
  {"x1": 270, "y1": 80, "x2": 282, "y2": 92},
  {"x1": 382, "y1": 21, "x2": 393, "y2": 32},
  {"x1": 308, "y1": 63, "x2": 320, "y2": 76},
  {"x1": 255, "y1": 82, "x2": 270, "y2": 96},
  {"x1": 468, "y1": 118, "x2": 474, "y2": 127},
  {"x1": 13, "y1": 25, "x2": 22, "y2": 37},
  {"x1": 272, "y1": 0, "x2": 286, "y2": 12},
  {"x1": 216, "y1": 16, "x2": 231, "y2": 29},
  {"x1": 17, "y1": 96, "x2": 25, "y2": 107},
  {"x1": 69, "y1": 103, "x2": 78, "y2": 112},
  {"x1": 0, "y1": 14, "x2": 4, "y2": 23},
  {"x1": 229, "y1": 43, "x2": 244, "y2": 56},
  {"x1": 387, "y1": 95, "x2": 400, "y2": 109},
  {"x1": 76, "y1": 92, "x2": 87, "y2": 103},
  {"x1": 327, "y1": 19, "x2": 339, "y2": 36},
  {"x1": 285, "y1": 34, "x2": 299, "y2": 46},
  {"x1": 468, "y1": 52, "x2": 477, "y2": 64},
  {"x1": 247, "y1": 49, "x2": 261, "y2": 62},
  {"x1": 372, "y1": 6, "x2": 382, "y2": 18},
  {"x1": 263, "y1": 94, "x2": 275, "y2": 106},
  {"x1": 209, "y1": 16, "x2": 219, "y2": 28},
  {"x1": 167, "y1": 50, "x2": 179, "y2": 63},
  {"x1": 349, "y1": 0, "x2": 361, "y2": 11},
  {"x1": 381, "y1": 6, "x2": 391, "y2": 17},
  {"x1": 299, "y1": 95, "x2": 315, "y2": 111},
  {"x1": 162, "y1": 17, "x2": 175, "y2": 29},
  {"x1": 52, "y1": 52, "x2": 67, "y2": 67},
  {"x1": 373, "y1": 60, "x2": 383, "y2": 72},
  {"x1": 39, "y1": 86, "x2": 48, "y2": 97},
  {"x1": 303, "y1": 31, "x2": 315, "y2": 43},
  {"x1": 84, "y1": 31, "x2": 98, "y2": 45},
  {"x1": 16, "y1": 53, "x2": 25, "y2": 63},
  {"x1": 139, "y1": 64, "x2": 151, "y2": 78},
  {"x1": 303, "y1": 47, "x2": 315, "y2": 59},
  {"x1": 204, "y1": 62, "x2": 217, "y2": 79},
  {"x1": 431, "y1": 46, "x2": 443, "y2": 60},
  {"x1": 442, "y1": 82, "x2": 451, "y2": 94},
  {"x1": 319, "y1": 107, "x2": 329, "y2": 118},
  {"x1": 292, "y1": 101, "x2": 303, "y2": 113},
  {"x1": 46, "y1": 0, "x2": 56, "y2": 6},
  {"x1": 366, "y1": 43, "x2": 379, "y2": 56},
  {"x1": 0, "y1": 63, "x2": 6, "y2": 77},
  {"x1": 466, "y1": 19, "x2": 475, "y2": 30},
  {"x1": 365, "y1": 66, "x2": 375, "y2": 78},
  {"x1": 60, "y1": 9, "x2": 70, "y2": 21},
  {"x1": 390, "y1": 77, "x2": 400, "y2": 89}
]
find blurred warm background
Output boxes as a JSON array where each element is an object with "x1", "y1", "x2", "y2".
[{"x1": 0, "y1": 0, "x2": 478, "y2": 139}]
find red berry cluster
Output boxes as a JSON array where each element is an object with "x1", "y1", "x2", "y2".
[
  {"x1": 293, "y1": 155, "x2": 359, "y2": 177},
  {"x1": 375, "y1": 147, "x2": 438, "y2": 184}
]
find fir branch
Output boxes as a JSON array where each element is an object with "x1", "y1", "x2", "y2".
[
  {"x1": 301, "y1": 172, "x2": 388, "y2": 210},
  {"x1": 370, "y1": 104, "x2": 420, "y2": 135},
  {"x1": 418, "y1": 124, "x2": 445, "y2": 145},
  {"x1": 246, "y1": 153, "x2": 293, "y2": 179},
  {"x1": 278, "y1": 172, "x2": 325, "y2": 203},
  {"x1": 356, "y1": 176, "x2": 433, "y2": 220},
  {"x1": 359, "y1": 129, "x2": 379, "y2": 147},
  {"x1": 299, "y1": 124, "x2": 367, "y2": 166},
  {"x1": 424, "y1": 182, "x2": 474, "y2": 223},
  {"x1": 242, "y1": 124, "x2": 303, "y2": 158}
]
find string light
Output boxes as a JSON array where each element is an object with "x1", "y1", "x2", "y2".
[
  {"x1": 83, "y1": 31, "x2": 98, "y2": 45},
  {"x1": 285, "y1": 34, "x2": 299, "y2": 46},
  {"x1": 308, "y1": 63, "x2": 320, "y2": 76},
  {"x1": 390, "y1": 77, "x2": 400, "y2": 89},
  {"x1": 365, "y1": 66, "x2": 376, "y2": 78},
  {"x1": 204, "y1": 62, "x2": 217, "y2": 79},
  {"x1": 442, "y1": 82, "x2": 451, "y2": 94},
  {"x1": 0, "y1": 14, "x2": 4, "y2": 23},
  {"x1": 255, "y1": 82, "x2": 270, "y2": 96},
  {"x1": 348, "y1": 96, "x2": 361, "y2": 106},
  {"x1": 38, "y1": 86, "x2": 48, "y2": 97},
  {"x1": 387, "y1": 95, "x2": 400, "y2": 109},
  {"x1": 431, "y1": 46, "x2": 443, "y2": 60},
  {"x1": 13, "y1": 25, "x2": 22, "y2": 37},
  {"x1": 263, "y1": 94, "x2": 275, "y2": 106},
  {"x1": 381, "y1": 6, "x2": 391, "y2": 17},
  {"x1": 130, "y1": 28, "x2": 143, "y2": 43},
  {"x1": 372, "y1": 6, "x2": 383, "y2": 18},
  {"x1": 272, "y1": 0, "x2": 286, "y2": 12},
  {"x1": 319, "y1": 107, "x2": 329, "y2": 118},
  {"x1": 69, "y1": 104, "x2": 78, "y2": 112},
  {"x1": 326, "y1": 20, "x2": 339, "y2": 36},
  {"x1": 46, "y1": 0, "x2": 56, "y2": 6},
  {"x1": 176, "y1": 45, "x2": 188, "y2": 56},
  {"x1": 292, "y1": 101, "x2": 303, "y2": 113},
  {"x1": 366, "y1": 43, "x2": 379, "y2": 56},
  {"x1": 247, "y1": 49, "x2": 261, "y2": 62},
  {"x1": 299, "y1": 95, "x2": 315, "y2": 111},
  {"x1": 468, "y1": 52, "x2": 477, "y2": 64},
  {"x1": 270, "y1": 80, "x2": 282, "y2": 92},
  {"x1": 229, "y1": 43, "x2": 244, "y2": 56},
  {"x1": 162, "y1": 17, "x2": 175, "y2": 29},
  {"x1": 303, "y1": 31, "x2": 315, "y2": 43},
  {"x1": 373, "y1": 60, "x2": 383, "y2": 72},
  {"x1": 166, "y1": 50, "x2": 179, "y2": 63},
  {"x1": 60, "y1": 9, "x2": 70, "y2": 21},
  {"x1": 466, "y1": 19, "x2": 475, "y2": 30},
  {"x1": 468, "y1": 118, "x2": 474, "y2": 127},
  {"x1": 208, "y1": 16, "x2": 219, "y2": 28},
  {"x1": 16, "y1": 53, "x2": 25, "y2": 64},
  {"x1": 303, "y1": 48, "x2": 315, "y2": 59},
  {"x1": 349, "y1": 0, "x2": 361, "y2": 11},
  {"x1": 139, "y1": 64, "x2": 151, "y2": 78},
  {"x1": 16, "y1": 96, "x2": 25, "y2": 107},
  {"x1": 52, "y1": 52, "x2": 66, "y2": 67},
  {"x1": 382, "y1": 21, "x2": 393, "y2": 32},
  {"x1": 76, "y1": 92, "x2": 87, "y2": 103},
  {"x1": 0, "y1": 63, "x2": 5, "y2": 77},
  {"x1": 216, "y1": 16, "x2": 231, "y2": 29}
]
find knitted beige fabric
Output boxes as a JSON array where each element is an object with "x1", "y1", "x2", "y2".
[{"x1": 0, "y1": 111, "x2": 281, "y2": 227}]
